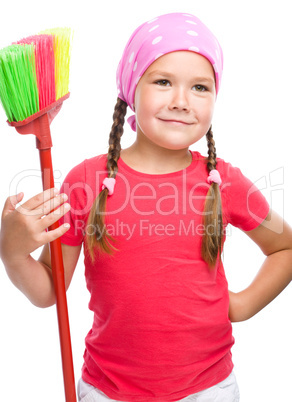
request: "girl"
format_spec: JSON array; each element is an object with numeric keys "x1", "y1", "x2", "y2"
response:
[{"x1": 1, "y1": 12, "x2": 292, "y2": 402}]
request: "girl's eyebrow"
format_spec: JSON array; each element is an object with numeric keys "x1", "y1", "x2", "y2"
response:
[
  {"x1": 148, "y1": 70, "x2": 174, "y2": 77},
  {"x1": 191, "y1": 76, "x2": 215, "y2": 85},
  {"x1": 148, "y1": 70, "x2": 214, "y2": 83}
]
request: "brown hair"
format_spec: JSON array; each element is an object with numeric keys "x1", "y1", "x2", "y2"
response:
[
  {"x1": 201, "y1": 126, "x2": 224, "y2": 267},
  {"x1": 86, "y1": 102, "x2": 223, "y2": 267},
  {"x1": 86, "y1": 97, "x2": 127, "y2": 261}
]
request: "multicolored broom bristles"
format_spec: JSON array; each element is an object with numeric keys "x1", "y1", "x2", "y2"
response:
[
  {"x1": 16, "y1": 35, "x2": 56, "y2": 111},
  {"x1": 40, "y1": 28, "x2": 72, "y2": 100},
  {"x1": 0, "y1": 28, "x2": 72, "y2": 123}
]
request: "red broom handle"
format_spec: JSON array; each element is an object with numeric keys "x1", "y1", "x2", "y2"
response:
[{"x1": 37, "y1": 114, "x2": 76, "y2": 402}]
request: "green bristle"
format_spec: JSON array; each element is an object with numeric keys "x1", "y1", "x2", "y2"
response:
[{"x1": 0, "y1": 44, "x2": 39, "y2": 122}]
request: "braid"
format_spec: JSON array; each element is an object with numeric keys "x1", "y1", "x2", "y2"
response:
[
  {"x1": 86, "y1": 98, "x2": 128, "y2": 261},
  {"x1": 206, "y1": 127, "x2": 217, "y2": 172},
  {"x1": 107, "y1": 98, "x2": 128, "y2": 178},
  {"x1": 202, "y1": 126, "x2": 224, "y2": 268}
]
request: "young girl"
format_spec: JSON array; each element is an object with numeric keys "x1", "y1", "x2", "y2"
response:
[{"x1": 1, "y1": 12, "x2": 292, "y2": 402}]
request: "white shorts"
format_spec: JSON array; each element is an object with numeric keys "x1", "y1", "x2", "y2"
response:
[{"x1": 77, "y1": 371, "x2": 240, "y2": 401}]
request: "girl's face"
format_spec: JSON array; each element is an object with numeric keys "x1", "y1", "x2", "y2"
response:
[{"x1": 134, "y1": 51, "x2": 216, "y2": 151}]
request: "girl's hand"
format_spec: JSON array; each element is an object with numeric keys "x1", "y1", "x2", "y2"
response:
[
  {"x1": 229, "y1": 210, "x2": 292, "y2": 323},
  {"x1": 0, "y1": 188, "x2": 70, "y2": 263}
]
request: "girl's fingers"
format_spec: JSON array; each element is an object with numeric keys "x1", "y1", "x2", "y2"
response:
[
  {"x1": 16, "y1": 188, "x2": 59, "y2": 215},
  {"x1": 33, "y1": 193, "x2": 69, "y2": 218},
  {"x1": 2, "y1": 192, "x2": 24, "y2": 218},
  {"x1": 1, "y1": 189, "x2": 71, "y2": 258},
  {"x1": 38, "y1": 202, "x2": 71, "y2": 231},
  {"x1": 16, "y1": 189, "x2": 69, "y2": 220},
  {"x1": 40, "y1": 222, "x2": 71, "y2": 244}
]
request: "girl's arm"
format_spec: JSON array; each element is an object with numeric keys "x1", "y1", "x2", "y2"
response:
[
  {"x1": 229, "y1": 209, "x2": 292, "y2": 322},
  {"x1": 0, "y1": 189, "x2": 81, "y2": 308}
]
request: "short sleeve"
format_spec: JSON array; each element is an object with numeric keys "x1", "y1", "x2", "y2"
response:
[
  {"x1": 220, "y1": 160, "x2": 270, "y2": 231},
  {"x1": 59, "y1": 160, "x2": 92, "y2": 246}
]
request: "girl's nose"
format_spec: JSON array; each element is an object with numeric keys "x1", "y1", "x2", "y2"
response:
[{"x1": 168, "y1": 87, "x2": 190, "y2": 111}]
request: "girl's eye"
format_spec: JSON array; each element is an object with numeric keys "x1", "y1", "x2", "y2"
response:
[
  {"x1": 155, "y1": 79, "x2": 170, "y2": 86},
  {"x1": 193, "y1": 85, "x2": 207, "y2": 92}
]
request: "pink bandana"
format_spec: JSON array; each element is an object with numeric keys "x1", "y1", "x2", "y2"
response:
[{"x1": 116, "y1": 12, "x2": 223, "y2": 131}]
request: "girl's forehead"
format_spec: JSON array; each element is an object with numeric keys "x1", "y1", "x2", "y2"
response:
[{"x1": 145, "y1": 51, "x2": 215, "y2": 75}]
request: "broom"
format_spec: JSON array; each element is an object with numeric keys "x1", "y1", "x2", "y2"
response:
[{"x1": 0, "y1": 29, "x2": 76, "y2": 402}]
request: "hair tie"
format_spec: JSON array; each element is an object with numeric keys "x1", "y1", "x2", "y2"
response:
[
  {"x1": 102, "y1": 177, "x2": 116, "y2": 195},
  {"x1": 207, "y1": 169, "x2": 222, "y2": 186}
]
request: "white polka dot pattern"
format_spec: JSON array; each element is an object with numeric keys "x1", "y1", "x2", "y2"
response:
[
  {"x1": 129, "y1": 52, "x2": 134, "y2": 63},
  {"x1": 187, "y1": 30, "x2": 199, "y2": 36},
  {"x1": 152, "y1": 36, "x2": 162, "y2": 45},
  {"x1": 116, "y1": 12, "x2": 223, "y2": 130},
  {"x1": 189, "y1": 46, "x2": 200, "y2": 52},
  {"x1": 149, "y1": 25, "x2": 159, "y2": 32}
]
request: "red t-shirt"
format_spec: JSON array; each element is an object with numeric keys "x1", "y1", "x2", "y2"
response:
[{"x1": 60, "y1": 151, "x2": 269, "y2": 401}]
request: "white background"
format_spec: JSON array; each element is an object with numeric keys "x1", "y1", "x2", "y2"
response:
[{"x1": 0, "y1": 0, "x2": 291, "y2": 401}]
